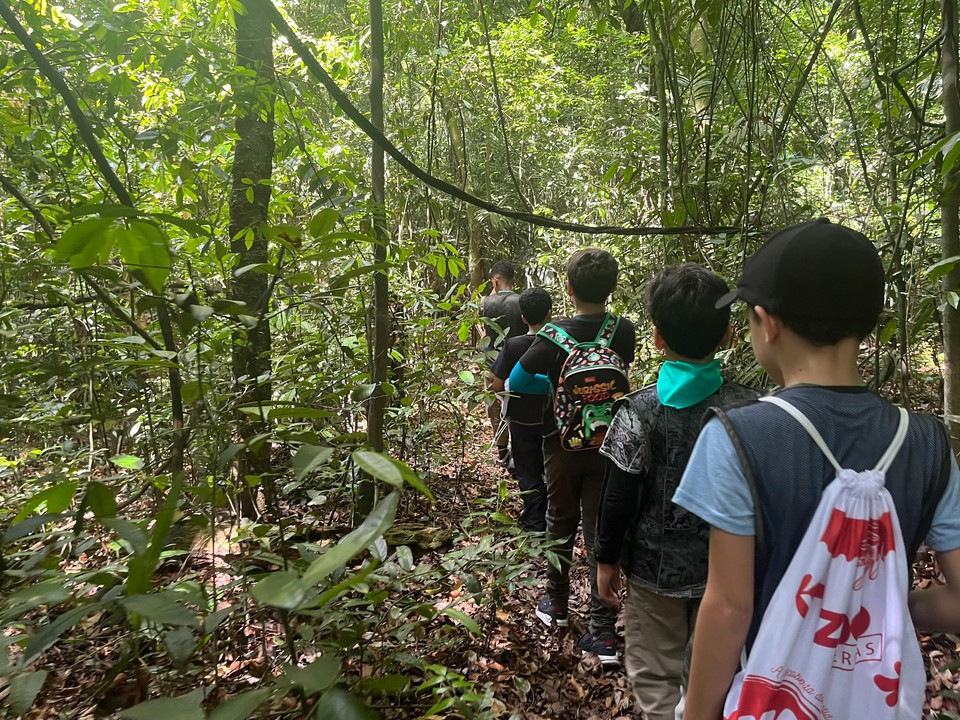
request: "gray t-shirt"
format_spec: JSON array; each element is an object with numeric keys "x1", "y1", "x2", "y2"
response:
[{"x1": 479, "y1": 290, "x2": 525, "y2": 367}]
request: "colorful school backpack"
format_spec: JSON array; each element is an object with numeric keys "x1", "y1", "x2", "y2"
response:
[
  {"x1": 538, "y1": 313, "x2": 629, "y2": 451},
  {"x1": 722, "y1": 396, "x2": 924, "y2": 720}
]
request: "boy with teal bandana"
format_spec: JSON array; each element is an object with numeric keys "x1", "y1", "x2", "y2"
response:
[{"x1": 595, "y1": 264, "x2": 756, "y2": 720}]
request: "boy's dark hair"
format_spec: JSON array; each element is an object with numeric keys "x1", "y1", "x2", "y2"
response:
[
  {"x1": 489, "y1": 261, "x2": 516, "y2": 283},
  {"x1": 645, "y1": 263, "x2": 731, "y2": 359},
  {"x1": 519, "y1": 287, "x2": 552, "y2": 325},
  {"x1": 746, "y1": 308, "x2": 877, "y2": 347},
  {"x1": 779, "y1": 314, "x2": 876, "y2": 347},
  {"x1": 567, "y1": 248, "x2": 618, "y2": 304}
]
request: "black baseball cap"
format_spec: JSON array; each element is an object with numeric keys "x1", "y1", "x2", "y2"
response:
[{"x1": 715, "y1": 218, "x2": 885, "y2": 324}]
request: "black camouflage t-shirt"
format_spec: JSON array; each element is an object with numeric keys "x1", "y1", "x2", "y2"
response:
[{"x1": 596, "y1": 380, "x2": 759, "y2": 595}]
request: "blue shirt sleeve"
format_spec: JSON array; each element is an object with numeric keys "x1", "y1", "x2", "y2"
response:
[
  {"x1": 927, "y1": 452, "x2": 960, "y2": 552},
  {"x1": 672, "y1": 418, "x2": 756, "y2": 536},
  {"x1": 507, "y1": 362, "x2": 550, "y2": 395}
]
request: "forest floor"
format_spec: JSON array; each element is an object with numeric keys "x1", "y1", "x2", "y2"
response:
[
  {"x1": 4, "y1": 410, "x2": 960, "y2": 719},
  {"x1": 446, "y1": 434, "x2": 960, "y2": 720}
]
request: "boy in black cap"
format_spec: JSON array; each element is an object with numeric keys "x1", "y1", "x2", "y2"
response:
[{"x1": 673, "y1": 219, "x2": 960, "y2": 719}]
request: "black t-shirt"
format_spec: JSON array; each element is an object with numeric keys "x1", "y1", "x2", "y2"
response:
[
  {"x1": 491, "y1": 334, "x2": 546, "y2": 427},
  {"x1": 480, "y1": 290, "x2": 526, "y2": 367},
  {"x1": 518, "y1": 312, "x2": 636, "y2": 431}
]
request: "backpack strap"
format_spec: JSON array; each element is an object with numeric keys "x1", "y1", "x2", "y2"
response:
[
  {"x1": 537, "y1": 323, "x2": 578, "y2": 354},
  {"x1": 873, "y1": 407, "x2": 910, "y2": 472},
  {"x1": 759, "y1": 397, "x2": 844, "y2": 474},
  {"x1": 760, "y1": 396, "x2": 910, "y2": 477},
  {"x1": 703, "y1": 407, "x2": 767, "y2": 570},
  {"x1": 595, "y1": 312, "x2": 620, "y2": 347}
]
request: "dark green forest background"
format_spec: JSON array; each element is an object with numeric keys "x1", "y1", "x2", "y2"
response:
[{"x1": 0, "y1": 0, "x2": 959, "y2": 717}]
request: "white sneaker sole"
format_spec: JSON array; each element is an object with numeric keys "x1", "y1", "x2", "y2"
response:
[
  {"x1": 535, "y1": 608, "x2": 569, "y2": 627},
  {"x1": 589, "y1": 652, "x2": 620, "y2": 667}
]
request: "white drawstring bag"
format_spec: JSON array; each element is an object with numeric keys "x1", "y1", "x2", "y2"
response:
[{"x1": 723, "y1": 396, "x2": 924, "y2": 720}]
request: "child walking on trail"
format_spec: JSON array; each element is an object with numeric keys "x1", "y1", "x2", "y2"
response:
[
  {"x1": 509, "y1": 248, "x2": 636, "y2": 666},
  {"x1": 594, "y1": 264, "x2": 757, "y2": 720},
  {"x1": 480, "y1": 261, "x2": 527, "y2": 468},
  {"x1": 490, "y1": 287, "x2": 553, "y2": 533},
  {"x1": 673, "y1": 219, "x2": 960, "y2": 720}
]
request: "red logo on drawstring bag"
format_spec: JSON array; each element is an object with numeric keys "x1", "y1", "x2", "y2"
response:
[
  {"x1": 820, "y1": 510, "x2": 895, "y2": 588},
  {"x1": 724, "y1": 675, "x2": 820, "y2": 720}
]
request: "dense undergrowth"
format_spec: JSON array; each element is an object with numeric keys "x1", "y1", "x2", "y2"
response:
[{"x1": 0, "y1": 403, "x2": 958, "y2": 720}]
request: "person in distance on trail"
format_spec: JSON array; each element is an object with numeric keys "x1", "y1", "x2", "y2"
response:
[
  {"x1": 490, "y1": 287, "x2": 554, "y2": 533},
  {"x1": 479, "y1": 260, "x2": 527, "y2": 470},
  {"x1": 509, "y1": 248, "x2": 636, "y2": 667},
  {"x1": 595, "y1": 264, "x2": 758, "y2": 720},
  {"x1": 673, "y1": 219, "x2": 960, "y2": 719}
]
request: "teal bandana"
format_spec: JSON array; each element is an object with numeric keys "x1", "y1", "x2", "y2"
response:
[{"x1": 656, "y1": 359, "x2": 724, "y2": 409}]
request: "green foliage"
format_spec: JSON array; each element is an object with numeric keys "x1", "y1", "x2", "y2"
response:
[{"x1": 0, "y1": 0, "x2": 955, "y2": 715}]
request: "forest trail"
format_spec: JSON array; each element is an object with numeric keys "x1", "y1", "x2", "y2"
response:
[{"x1": 3, "y1": 407, "x2": 958, "y2": 719}]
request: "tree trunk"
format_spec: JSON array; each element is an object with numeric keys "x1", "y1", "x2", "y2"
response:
[
  {"x1": 943, "y1": 0, "x2": 960, "y2": 454},
  {"x1": 230, "y1": 0, "x2": 276, "y2": 518},
  {"x1": 445, "y1": 104, "x2": 484, "y2": 293},
  {"x1": 361, "y1": 0, "x2": 389, "y2": 518}
]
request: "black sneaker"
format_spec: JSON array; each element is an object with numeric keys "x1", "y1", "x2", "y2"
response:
[
  {"x1": 577, "y1": 631, "x2": 620, "y2": 667},
  {"x1": 535, "y1": 597, "x2": 568, "y2": 627}
]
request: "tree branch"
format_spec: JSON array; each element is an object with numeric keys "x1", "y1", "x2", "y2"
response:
[{"x1": 264, "y1": 2, "x2": 738, "y2": 238}]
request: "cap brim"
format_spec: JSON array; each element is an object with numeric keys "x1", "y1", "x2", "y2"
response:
[{"x1": 715, "y1": 289, "x2": 739, "y2": 310}]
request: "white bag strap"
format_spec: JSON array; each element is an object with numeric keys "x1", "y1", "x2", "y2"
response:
[
  {"x1": 759, "y1": 396, "x2": 909, "y2": 474},
  {"x1": 874, "y1": 406, "x2": 910, "y2": 472}
]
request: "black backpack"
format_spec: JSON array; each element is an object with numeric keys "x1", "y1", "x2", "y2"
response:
[{"x1": 538, "y1": 313, "x2": 630, "y2": 451}]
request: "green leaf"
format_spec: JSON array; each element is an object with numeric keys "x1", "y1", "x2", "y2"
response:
[
  {"x1": 6, "y1": 580, "x2": 71, "y2": 612},
  {"x1": 423, "y1": 696, "x2": 456, "y2": 717},
  {"x1": 115, "y1": 220, "x2": 172, "y2": 292},
  {"x1": 383, "y1": 457, "x2": 434, "y2": 502},
  {"x1": 14, "y1": 481, "x2": 78, "y2": 524},
  {"x1": 9, "y1": 671, "x2": 48, "y2": 715},
  {"x1": 293, "y1": 445, "x2": 334, "y2": 481},
  {"x1": 458, "y1": 370, "x2": 475, "y2": 385},
  {"x1": 203, "y1": 605, "x2": 237, "y2": 634},
  {"x1": 103, "y1": 517, "x2": 148, "y2": 555},
  {"x1": 301, "y1": 492, "x2": 399, "y2": 586},
  {"x1": 441, "y1": 607, "x2": 482, "y2": 634},
  {"x1": 127, "y1": 471, "x2": 184, "y2": 595},
  {"x1": 315, "y1": 689, "x2": 378, "y2": 720},
  {"x1": 309, "y1": 208, "x2": 340, "y2": 238},
  {"x1": 121, "y1": 592, "x2": 198, "y2": 627},
  {"x1": 53, "y1": 217, "x2": 115, "y2": 268},
  {"x1": 352, "y1": 451, "x2": 403, "y2": 488},
  {"x1": 118, "y1": 689, "x2": 205, "y2": 720},
  {"x1": 22, "y1": 587, "x2": 121, "y2": 666},
  {"x1": 3, "y1": 514, "x2": 64, "y2": 543},
  {"x1": 250, "y1": 571, "x2": 307, "y2": 610},
  {"x1": 949, "y1": 291, "x2": 960, "y2": 310},
  {"x1": 208, "y1": 689, "x2": 272, "y2": 720},
  {"x1": 110, "y1": 454, "x2": 144, "y2": 471},
  {"x1": 282, "y1": 655, "x2": 340, "y2": 695},
  {"x1": 162, "y1": 627, "x2": 196, "y2": 663},
  {"x1": 180, "y1": 381, "x2": 210, "y2": 405},
  {"x1": 927, "y1": 255, "x2": 960, "y2": 281},
  {"x1": 358, "y1": 674, "x2": 410, "y2": 694},
  {"x1": 944, "y1": 133, "x2": 960, "y2": 177}
]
